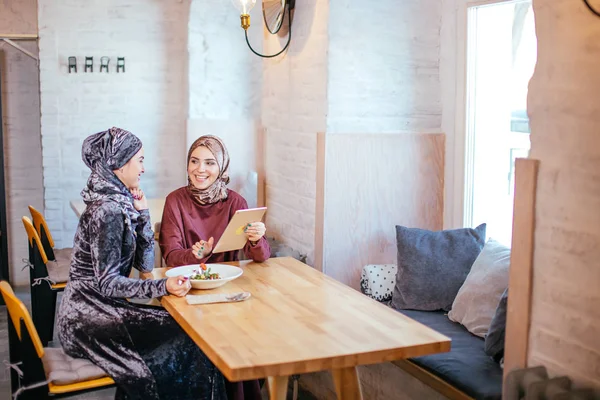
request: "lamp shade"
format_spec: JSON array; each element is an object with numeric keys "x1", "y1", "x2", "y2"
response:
[{"x1": 231, "y1": 0, "x2": 256, "y2": 15}]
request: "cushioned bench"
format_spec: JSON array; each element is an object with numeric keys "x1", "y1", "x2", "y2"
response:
[
  {"x1": 398, "y1": 309, "x2": 502, "y2": 400},
  {"x1": 361, "y1": 264, "x2": 503, "y2": 400}
]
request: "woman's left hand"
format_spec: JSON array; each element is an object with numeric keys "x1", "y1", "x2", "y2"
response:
[
  {"x1": 245, "y1": 222, "x2": 266, "y2": 243},
  {"x1": 130, "y1": 188, "x2": 148, "y2": 211}
]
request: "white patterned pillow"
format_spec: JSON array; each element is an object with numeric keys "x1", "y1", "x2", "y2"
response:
[{"x1": 360, "y1": 264, "x2": 398, "y2": 302}]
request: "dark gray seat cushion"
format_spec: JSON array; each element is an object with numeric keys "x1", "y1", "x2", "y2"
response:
[
  {"x1": 392, "y1": 224, "x2": 486, "y2": 312},
  {"x1": 399, "y1": 309, "x2": 503, "y2": 400}
]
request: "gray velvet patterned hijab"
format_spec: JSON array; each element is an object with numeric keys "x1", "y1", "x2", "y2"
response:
[
  {"x1": 186, "y1": 135, "x2": 230, "y2": 205},
  {"x1": 80, "y1": 127, "x2": 142, "y2": 219}
]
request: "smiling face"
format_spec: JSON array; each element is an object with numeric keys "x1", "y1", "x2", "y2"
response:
[
  {"x1": 187, "y1": 145, "x2": 219, "y2": 190},
  {"x1": 115, "y1": 147, "x2": 145, "y2": 189}
]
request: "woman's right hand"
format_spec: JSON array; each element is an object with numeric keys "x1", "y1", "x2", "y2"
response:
[
  {"x1": 166, "y1": 276, "x2": 191, "y2": 297},
  {"x1": 192, "y1": 237, "x2": 214, "y2": 260},
  {"x1": 130, "y1": 188, "x2": 148, "y2": 211}
]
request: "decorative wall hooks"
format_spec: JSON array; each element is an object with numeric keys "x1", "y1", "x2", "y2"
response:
[
  {"x1": 66, "y1": 56, "x2": 126, "y2": 73},
  {"x1": 68, "y1": 56, "x2": 77, "y2": 73},
  {"x1": 100, "y1": 56, "x2": 110, "y2": 72},
  {"x1": 116, "y1": 57, "x2": 125, "y2": 73},
  {"x1": 84, "y1": 56, "x2": 93, "y2": 72}
]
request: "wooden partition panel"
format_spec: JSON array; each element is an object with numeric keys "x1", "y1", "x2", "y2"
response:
[
  {"x1": 314, "y1": 132, "x2": 326, "y2": 272},
  {"x1": 503, "y1": 158, "x2": 539, "y2": 387},
  {"x1": 318, "y1": 133, "x2": 445, "y2": 289},
  {"x1": 257, "y1": 127, "x2": 266, "y2": 208}
]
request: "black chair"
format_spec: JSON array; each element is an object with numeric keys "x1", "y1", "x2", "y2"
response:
[
  {"x1": 0, "y1": 280, "x2": 114, "y2": 399},
  {"x1": 21, "y1": 216, "x2": 68, "y2": 346}
]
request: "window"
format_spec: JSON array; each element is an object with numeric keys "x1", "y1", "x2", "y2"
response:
[{"x1": 463, "y1": 0, "x2": 536, "y2": 246}]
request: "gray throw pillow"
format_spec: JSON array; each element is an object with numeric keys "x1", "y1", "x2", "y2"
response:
[
  {"x1": 485, "y1": 288, "x2": 508, "y2": 363},
  {"x1": 391, "y1": 223, "x2": 486, "y2": 312}
]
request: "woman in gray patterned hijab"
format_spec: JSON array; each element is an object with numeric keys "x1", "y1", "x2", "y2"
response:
[
  {"x1": 57, "y1": 127, "x2": 226, "y2": 400},
  {"x1": 80, "y1": 126, "x2": 145, "y2": 220}
]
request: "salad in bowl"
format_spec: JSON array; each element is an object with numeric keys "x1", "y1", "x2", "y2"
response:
[
  {"x1": 190, "y1": 264, "x2": 221, "y2": 280},
  {"x1": 165, "y1": 263, "x2": 243, "y2": 289}
]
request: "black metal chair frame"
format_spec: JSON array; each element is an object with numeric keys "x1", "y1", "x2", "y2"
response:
[{"x1": 26, "y1": 231, "x2": 63, "y2": 347}]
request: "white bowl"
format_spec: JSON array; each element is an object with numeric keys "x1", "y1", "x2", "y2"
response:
[{"x1": 165, "y1": 264, "x2": 243, "y2": 290}]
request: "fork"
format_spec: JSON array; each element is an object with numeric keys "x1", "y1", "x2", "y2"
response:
[{"x1": 226, "y1": 292, "x2": 250, "y2": 302}]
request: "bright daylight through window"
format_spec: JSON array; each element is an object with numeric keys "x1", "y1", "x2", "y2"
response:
[{"x1": 464, "y1": 0, "x2": 537, "y2": 246}]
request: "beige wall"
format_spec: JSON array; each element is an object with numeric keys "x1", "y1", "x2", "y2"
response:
[
  {"x1": 527, "y1": 0, "x2": 600, "y2": 392},
  {"x1": 0, "y1": 0, "x2": 43, "y2": 285}
]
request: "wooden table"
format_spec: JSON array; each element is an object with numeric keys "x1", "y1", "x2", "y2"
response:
[
  {"x1": 69, "y1": 198, "x2": 166, "y2": 226},
  {"x1": 145, "y1": 257, "x2": 451, "y2": 400}
]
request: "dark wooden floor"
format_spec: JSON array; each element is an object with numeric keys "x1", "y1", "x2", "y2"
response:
[{"x1": 0, "y1": 287, "x2": 318, "y2": 400}]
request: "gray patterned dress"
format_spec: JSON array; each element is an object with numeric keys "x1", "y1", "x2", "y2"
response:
[{"x1": 57, "y1": 128, "x2": 226, "y2": 400}]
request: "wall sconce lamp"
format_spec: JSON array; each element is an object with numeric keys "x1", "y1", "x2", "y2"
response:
[
  {"x1": 100, "y1": 56, "x2": 110, "y2": 72},
  {"x1": 231, "y1": 0, "x2": 295, "y2": 58},
  {"x1": 583, "y1": 0, "x2": 600, "y2": 17},
  {"x1": 85, "y1": 56, "x2": 93, "y2": 72},
  {"x1": 68, "y1": 56, "x2": 77, "y2": 73}
]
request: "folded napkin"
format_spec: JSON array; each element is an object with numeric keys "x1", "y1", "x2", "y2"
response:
[{"x1": 186, "y1": 292, "x2": 251, "y2": 305}]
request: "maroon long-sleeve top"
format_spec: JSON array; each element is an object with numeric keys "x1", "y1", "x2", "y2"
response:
[{"x1": 159, "y1": 187, "x2": 270, "y2": 267}]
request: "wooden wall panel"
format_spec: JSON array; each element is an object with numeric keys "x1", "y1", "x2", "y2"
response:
[
  {"x1": 320, "y1": 133, "x2": 445, "y2": 289},
  {"x1": 0, "y1": 0, "x2": 37, "y2": 36},
  {"x1": 314, "y1": 132, "x2": 326, "y2": 272},
  {"x1": 0, "y1": 43, "x2": 43, "y2": 285},
  {"x1": 257, "y1": 127, "x2": 266, "y2": 208},
  {"x1": 502, "y1": 158, "x2": 538, "y2": 385}
]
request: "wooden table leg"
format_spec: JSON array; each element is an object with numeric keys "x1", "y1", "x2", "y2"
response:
[
  {"x1": 268, "y1": 376, "x2": 289, "y2": 400},
  {"x1": 332, "y1": 367, "x2": 363, "y2": 400}
]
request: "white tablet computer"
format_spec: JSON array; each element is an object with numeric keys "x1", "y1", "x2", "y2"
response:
[{"x1": 212, "y1": 207, "x2": 268, "y2": 254}]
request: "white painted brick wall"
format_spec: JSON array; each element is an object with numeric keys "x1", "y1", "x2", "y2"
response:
[
  {"x1": 188, "y1": 0, "x2": 262, "y2": 120},
  {"x1": 187, "y1": 0, "x2": 262, "y2": 202},
  {"x1": 326, "y1": 0, "x2": 443, "y2": 134},
  {"x1": 262, "y1": 0, "x2": 445, "y2": 266},
  {"x1": 262, "y1": 0, "x2": 330, "y2": 265},
  {"x1": 527, "y1": 0, "x2": 600, "y2": 392},
  {"x1": 0, "y1": 1, "x2": 43, "y2": 285},
  {"x1": 38, "y1": 0, "x2": 190, "y2": 248}
]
